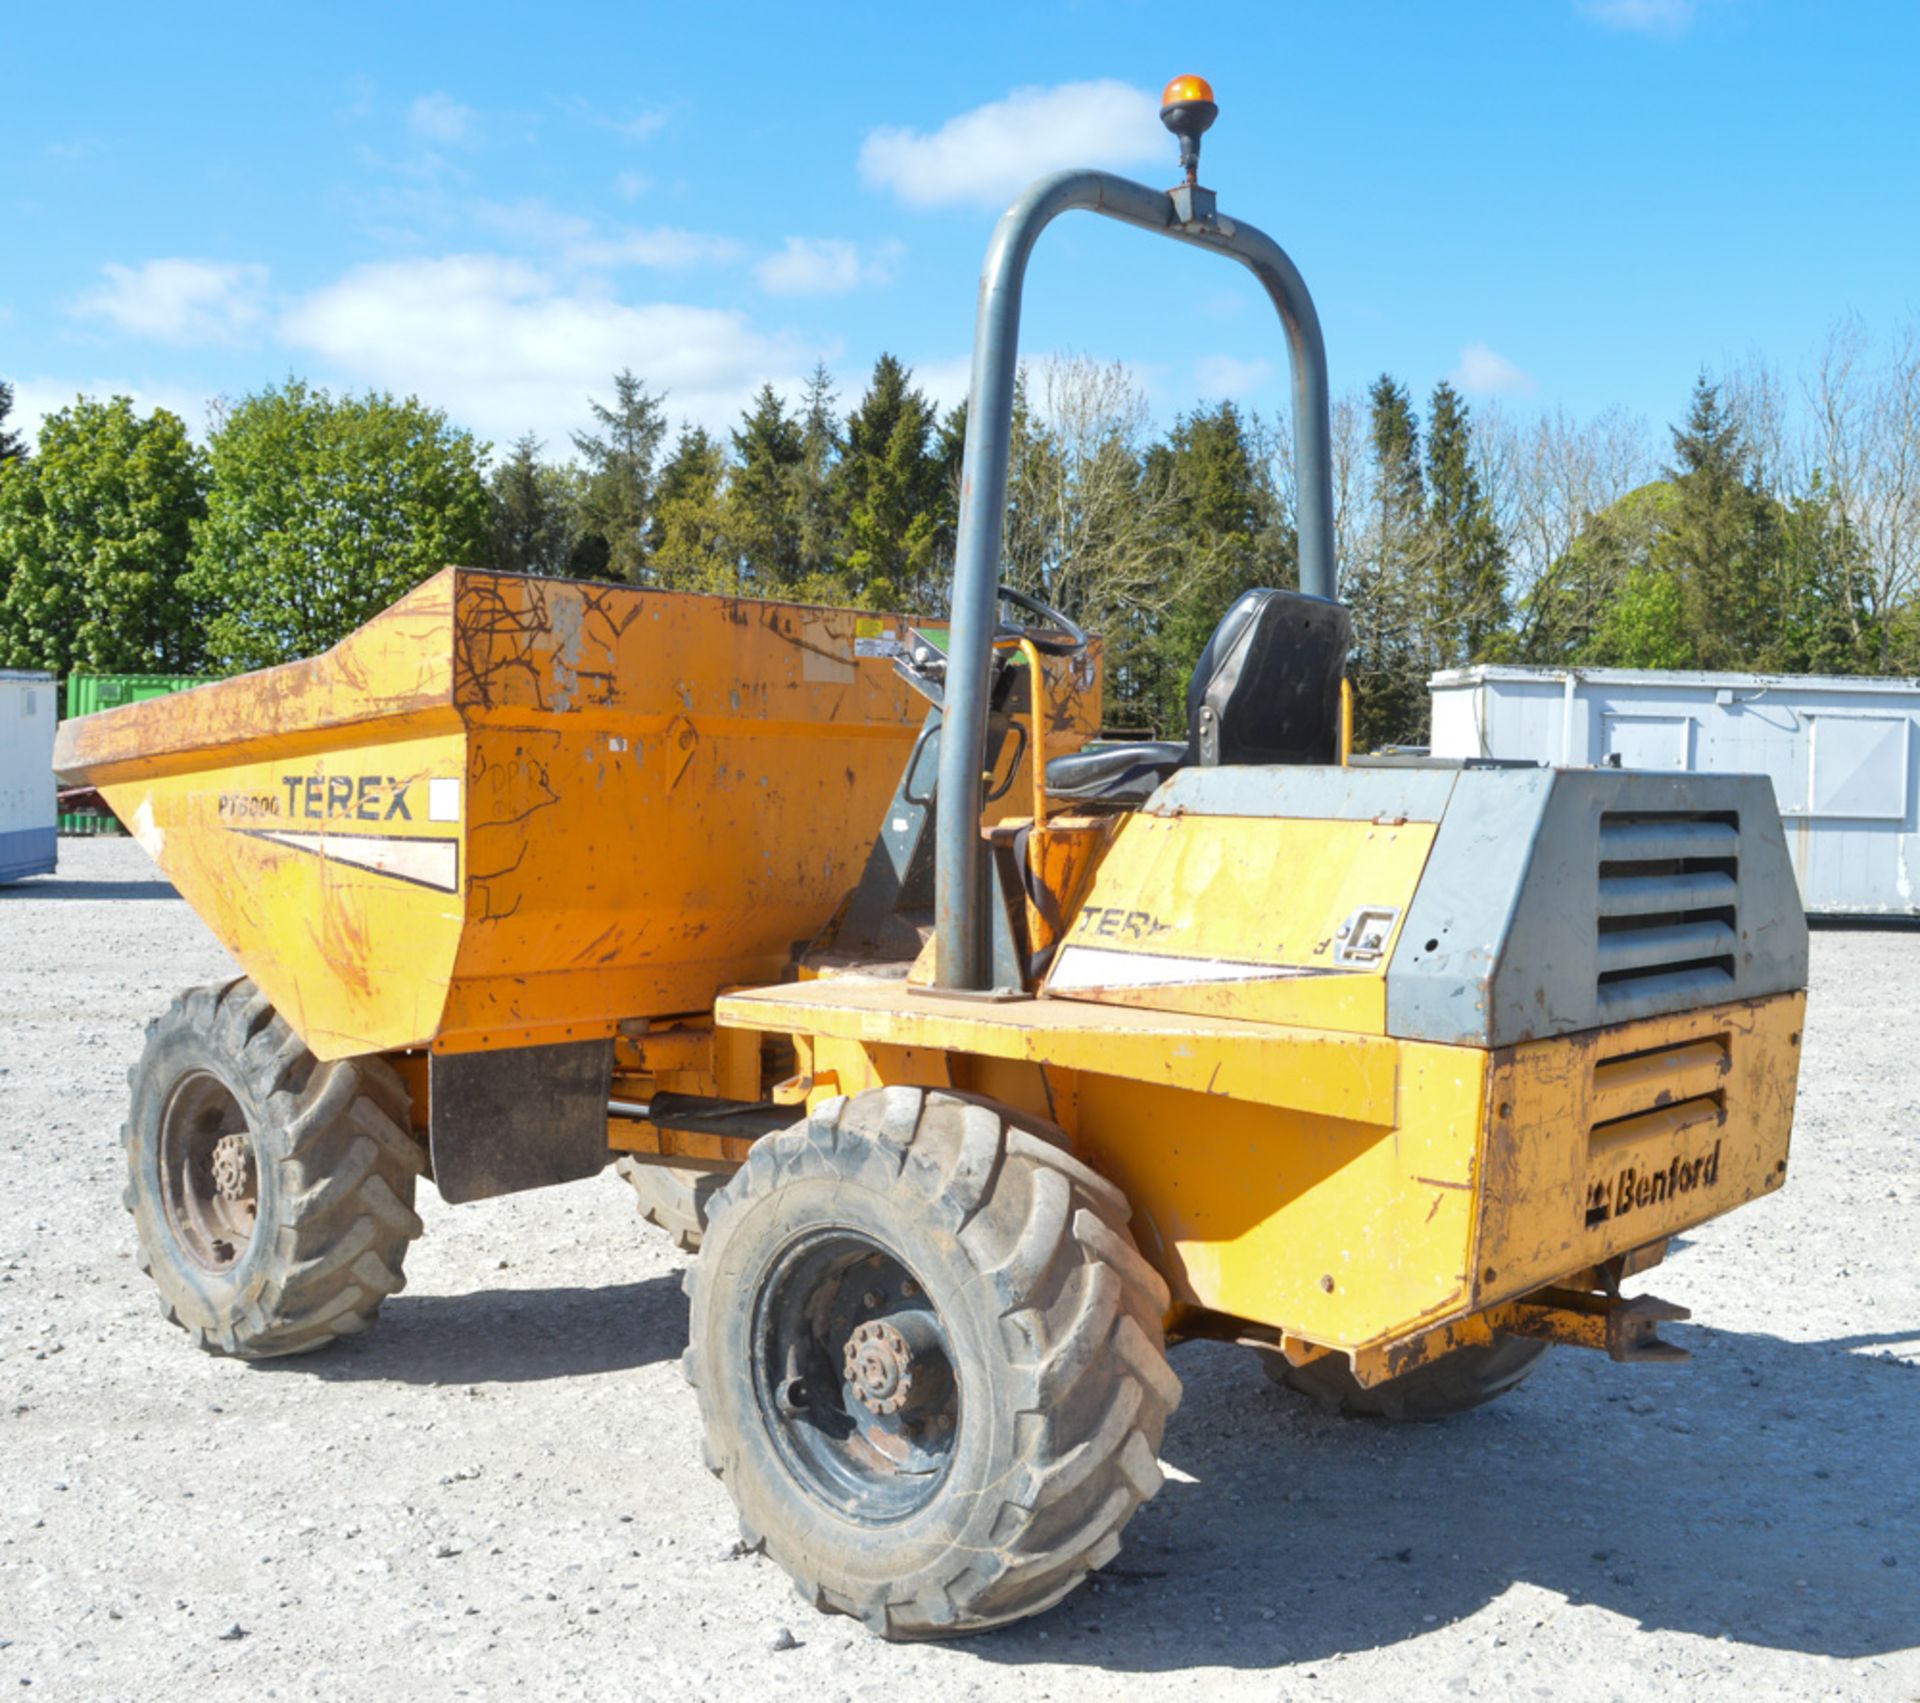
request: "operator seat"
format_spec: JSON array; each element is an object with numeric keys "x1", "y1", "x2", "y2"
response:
[{"x1": 1045, "y1": 588, "x2": 1351, "y2": 807}]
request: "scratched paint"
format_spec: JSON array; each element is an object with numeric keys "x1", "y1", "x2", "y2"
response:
[{"x1": 55, "y1": 569, "x2": 1106, "y2": 1059}]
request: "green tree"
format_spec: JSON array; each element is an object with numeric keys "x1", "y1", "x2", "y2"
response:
[
  {"x1": 1424, "y1": 381, "x2": 1508, "y2": 664},
  {"x1": 188, "y1": 379, "x2": 490, "y2": 672},
  {"x1": 1657, "y1": 374, "x2": 1779, "y2": 668},
  {"x1": 1525, "y1": 481, "x2": 1674, "y2": 663},
  {"x1": 1586, "y1": 562, "x2": 1692, "y2": 668},
  {"x1": 1345, "y1": 376, "x2": 1430, "y2": 748},
  {"x1": 0, "y1": 395, "x2": 208, "y2": 675},
  {"x1": 1142, "y1": 400, "x2": 1276, "y2": 733},
  {"x1": 649, "y1": 426, "x2": 735, "y2": 592},
  {"x1": 792, "y1": 363, "x2": 843, "y2": 586},
  {"x1": 0, "y1": 381, "x2": 27, "y2": 464},
  {"x1": 489, "y1": 433, "x2": 580, "y2": 578},
  {"x1": 726, "y1": 384, "x2": 804, "y2": 590},
  {"x1": 1764, "y1": 474, "x2": 1875, "y2": 673},
  {"x1": 573, "y1": 369, "x2": 668, "y2": 583},
  {"x1": 837, "y1": 355, "x2": 942, "y2": 610}
]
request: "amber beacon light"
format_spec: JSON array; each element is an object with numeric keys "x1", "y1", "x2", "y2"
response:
[{"x1": 1159, "y1": 73, "x2": 1218, "y2": 183}]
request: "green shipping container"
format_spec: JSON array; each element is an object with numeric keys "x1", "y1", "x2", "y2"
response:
[{"x1": 63, "y1": 673, "x2": 202, "y2": 719}]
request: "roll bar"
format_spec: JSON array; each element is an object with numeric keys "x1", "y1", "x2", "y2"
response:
[{"x1": 933, "y1": 162, "x2": 1336, "y2": 991}]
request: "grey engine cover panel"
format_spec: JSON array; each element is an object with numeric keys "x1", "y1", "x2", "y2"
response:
[
  {"x1": 1387, "y1": 767, "x2": 1807, "y2": 1048},
  {"x1": 1144, "y1": 761, "x2": 1809, "y2": 1050}
]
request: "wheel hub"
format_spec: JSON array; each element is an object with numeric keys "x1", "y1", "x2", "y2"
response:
[
  {"x1": 210, "y1": 1131, "x2": 256, "y2": 1204},
  {"x1": 158, "y1": 1071, "x2": 260, "y2": 1274},
  {"x1": 845, "y1": 1319, "x2": 915, "y2": 1415},
  {"x1": 755, "y1": 1236, "x2": 961, "y2": 1521}
]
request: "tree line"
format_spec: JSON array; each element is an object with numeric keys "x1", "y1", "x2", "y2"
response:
[{"x1": 2, "y1": 319, "x2": 1916, "y2": 746}]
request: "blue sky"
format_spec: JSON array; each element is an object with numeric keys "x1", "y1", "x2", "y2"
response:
[{"x1": 6, "y1": 0, "x2": 1916, "y2": 457}]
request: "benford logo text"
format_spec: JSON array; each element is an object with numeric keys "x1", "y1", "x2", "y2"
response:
[{"x1": 1585, "y1": 1139, "x2": 1721, "y2": 1229}]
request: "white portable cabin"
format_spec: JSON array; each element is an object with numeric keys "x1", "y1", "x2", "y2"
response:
[
  {"x1": 0, "y1": 670, "x2": 58, "y2": 884},
  {"x1": 1429, "y1": 663, "x2": 1920, "y2": 918}
]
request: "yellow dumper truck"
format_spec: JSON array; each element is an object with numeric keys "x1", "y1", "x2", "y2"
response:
[{"x1": 54, "y1": 78, "x2": 1807, "y2": 1640}]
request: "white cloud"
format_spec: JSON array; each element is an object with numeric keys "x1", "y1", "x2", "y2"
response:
[
  {"x1": 859, "y1": 80, "x2": 1167, "y2": 209},
  {"x1": 408, "y1": 91, "x2": 477, "y2": 146},
  {"x1": 1193, "y1": 354, "x2": 1273, "y2": 398},
  {"x1": 280, "y1": 254, "x2": 814, "y2": 446},
  {"x1": 1578, "y1": 0, "x2": 1694, "y2": 35},
  {"x1": 755, "y1": 237, "x2": 904, "y2": 297},
  {"x1": 471, "y1": 198, "x2": 595, "y2": 250},
  {"x1": 564, "y1": 227, "x2": 747, "y2": 270},
  {"x1": 607, "y1": 110, "x2": 668, "y2": 143},
  {"x1": 911, "y1": 356, "x2": 974, "y2": 414},
  {"x1": 8, "y1": 377, "x2": 214, "y2": 447},
  {"x1": 71, "y1": 259, "x2": 270, "y2": 346},
  {"x1": 613, "y1": 170, "x2": 651, "y2": 201},
  {"x1": 1450, "y1": 342, "x2": 1537, "y2": 397}
]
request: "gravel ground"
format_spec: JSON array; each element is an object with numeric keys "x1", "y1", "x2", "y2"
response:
[{"x1": 2, "y1": 837, "x2": 1917, "y2": 1701}]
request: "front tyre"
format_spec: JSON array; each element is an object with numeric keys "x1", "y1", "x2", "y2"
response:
[
  {"x1": 124, "y1": 979, "x2": 425, "y2": 1359},
  {"x1": 686, "y1": 1088, "x2": 1180, "y2": 1639}
]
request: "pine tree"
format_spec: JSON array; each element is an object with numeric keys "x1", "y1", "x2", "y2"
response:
[
  {"x1": 792, "y1": 363, "x2": 842, "y2": 586},
  {"x1": 837, "y1": 355, "x2": 941, "y2": 610},
  {"x1": 489, "y1": 433, "x2": 575, "y2": 578},
  {"x1": 727, "y1": 384, "x2": 804, "y2": 591},
  {"x1": 1424, "y1": 381, "x2": 1509, "y2": 664},
  {"x1": 1370, "y1": 375, "x2": 1424, "y2": 528},
  {"x1": 1345, "y1": 376, "x2": 1430, "y2": 748},
  {"x1": 572, "y1": 369, "x2": 668, "y2": 583},
  {"x1": 1143, "y1": 400, "x2": 1271, "y2": 733},
  {"x1": 0, "y1": 381, "x2": 27, "y2": 464},
  {"x1": 648, "y1": 425, "x2": 734, "y2": 592},
  {"x1": 1659, "y1": 374, "x2": 1777, "y2": 668}
]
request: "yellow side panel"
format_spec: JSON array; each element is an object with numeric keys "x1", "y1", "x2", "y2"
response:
[
  {"x1": 1476, "y1": 992, "x2": 1803, "y2": 1308},
  {"x1": 100, "y1": 731, "x2": 468, "y2": 1057},
  {"x1": 718, "y1": 978, "x2": 1405, "y2": 1126},
  {"x1": 59, "y1": 571, "x2": 1112, "y2": 1059},
  {"x1": 57, "y1": 571, "x2": 456, "y2": 780},
  {"x1": 1042, "y1": 813, "x2": 1436, "y2": 1035},
  {"x1": 1076, "y1": 1043, "x2": 1485, "y2": 1348}
]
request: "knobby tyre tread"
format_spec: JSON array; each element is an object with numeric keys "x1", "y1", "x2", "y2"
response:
[
  {"x1": 684, "y1": 1087, "x2": 1181, "y2": 1639},
  {"x1": 613, "y1": 1158, "x2": 721, "y2": 1254},
  {"x1": 124, "y1": 978, "x2": 425, "y2": 1360}
]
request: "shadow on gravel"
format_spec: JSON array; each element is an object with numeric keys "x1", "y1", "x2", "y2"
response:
[
  {"x1": 250, "y1": 1274, "x2": 688, "y2": 1387},
  {"x1": 0, "y1": 877, "x2": 179, "y2": 901},
  {"x1": 968, "y1": 1327, "x2": 1919, "y2": 1674}
]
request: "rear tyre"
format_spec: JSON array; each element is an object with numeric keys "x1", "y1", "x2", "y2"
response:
[
  {"x1": 124, "y1": 979, "x2": 425, "y2": 1359},
  {"x1": 1265, "y1": 1336, "x2": 1549, "y2": 1420},
  {"x1": 613, "y1": 1157, "x2": 722, "y2": 1254},
  {"x1": 686, "y1": 1088, "x2": 1180, "y2": 1639}
]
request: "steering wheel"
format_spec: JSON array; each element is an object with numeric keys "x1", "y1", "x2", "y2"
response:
[{"x1": 994, "y1": 584, "x2": 1091, "y2": 659}]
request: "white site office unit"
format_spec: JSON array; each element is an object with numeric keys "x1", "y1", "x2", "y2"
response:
[
  {"x1": 0, "y1": 670, "x2": 58, "y2": 884},
  {"x1": 1429, "y1": 664, "x2": 1920, "y2": 917}
]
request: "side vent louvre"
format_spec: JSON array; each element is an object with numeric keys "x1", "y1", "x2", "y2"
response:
[
  {"x1": 1596, "y1": 811, "x2": 1738, "y2": 1019},
  {"x1": 1584, "y1": 1033, "x2": 1731, "y2": 1228}
]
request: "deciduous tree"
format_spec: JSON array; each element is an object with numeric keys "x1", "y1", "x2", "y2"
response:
[
  {"x1": 0, "y1": 395, "x2": 207, "y2": 675},
  {"x1": 188, "y1": 380, "x2": 489, "y2": 672}
]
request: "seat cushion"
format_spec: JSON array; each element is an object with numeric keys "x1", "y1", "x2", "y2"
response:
[{"x1": 1045, "y1": 741, "x2": 1187, "y2": 807}]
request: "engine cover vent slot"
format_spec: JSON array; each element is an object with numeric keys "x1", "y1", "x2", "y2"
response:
[{"x1": 1596, "y1": 812, "x2": 1738, "y2": 1020}]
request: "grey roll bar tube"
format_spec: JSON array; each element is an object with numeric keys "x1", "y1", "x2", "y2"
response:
[{"x1": 933, "y1": 167, "x2": 1336, "y2": 991}]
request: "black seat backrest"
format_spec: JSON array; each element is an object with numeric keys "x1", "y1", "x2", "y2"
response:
[{"x1": 1186, "y1": 588, "x2": 1351, "y2": 766}]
